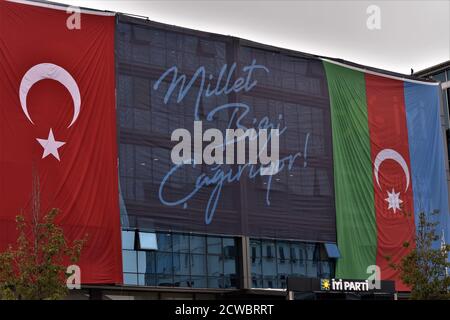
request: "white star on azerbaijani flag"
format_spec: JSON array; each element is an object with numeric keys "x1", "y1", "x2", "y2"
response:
[
  {"x1": 36, "y1": 129, "x2": 66, "y2": 161},
  {"x1": 385, "y1": 188, "x2": 403, "y2": 213}
]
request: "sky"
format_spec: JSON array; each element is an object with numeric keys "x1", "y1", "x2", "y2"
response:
[{"x1": 49, "y1": 0, "x2": 449, "y2": 75}]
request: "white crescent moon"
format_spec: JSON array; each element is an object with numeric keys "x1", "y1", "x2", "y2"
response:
[
  {"x1": 19, "y1": 63, "x2": 80, "y2": 128},
  {"x1": 373, "y1": 148, "x2": 410, "y2": 192}
]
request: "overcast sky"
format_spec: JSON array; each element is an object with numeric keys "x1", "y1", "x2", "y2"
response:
[{"x1": 50, "y1": 0, "x2": 449, "y2": 74}]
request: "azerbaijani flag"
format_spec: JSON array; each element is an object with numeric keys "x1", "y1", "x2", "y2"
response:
[{"x1": 324, "y1": 61, "x2": 450, "y2": 291}]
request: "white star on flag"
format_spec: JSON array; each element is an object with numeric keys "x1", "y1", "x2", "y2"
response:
[
  {"x1": 36, "y1": 129, "x2": 65, "y2": 161},
  {"x1": 385, "y1": 188, "x2": 403, "y2": 213}
]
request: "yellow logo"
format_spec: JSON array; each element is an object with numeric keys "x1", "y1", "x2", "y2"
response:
[{"x1": 321, "y1": 278, "x2": 331, "y2": 291}]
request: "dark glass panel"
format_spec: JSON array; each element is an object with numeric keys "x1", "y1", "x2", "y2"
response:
[
  {"x1": 191, "y1": 254, "x2": 207, "y2": 276},
  {"x1": 207, "y1": 236, "x2": 222, "y2": 255},
  {"x1": 207, "y1": 255, "x2": 223, "y2": 276},
  {"x1": 190, "y1": 235, "x2": 206, "y2": 254},
  {"x1": 157, "y1": 233, "x2": 172, "y2": 252},
  {"x1": 156, "y1": 252, "x2": 173, "y2": 274}
]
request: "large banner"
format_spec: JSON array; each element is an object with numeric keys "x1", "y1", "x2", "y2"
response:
[
  {"x1": 116, "y1": 17, "x2": 336, "y2": 242},
  {"x1": 0, "y1": 1, "x2": 122, "y2": 283},
  {"x1": 324, "y1": 61, "x2": 450, "y2": 291}
]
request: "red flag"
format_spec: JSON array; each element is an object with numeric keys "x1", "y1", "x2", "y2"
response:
[
  {"x1": 0, "y1": 1, "x2": 122, "y2": 283},
  {"x1": 366, "y1": 74, "x2": 416, "y2": 291}
]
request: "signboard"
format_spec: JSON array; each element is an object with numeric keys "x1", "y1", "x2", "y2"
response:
[
  {"x1": 320, "y1": 278, "x2": 369, "y2": 292},
  {"x1": 287, "y1": 277, "x2": 396, "y2": 294}
]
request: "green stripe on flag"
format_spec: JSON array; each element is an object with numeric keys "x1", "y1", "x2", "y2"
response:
[{"x1": 323, "y1": 61, "x2": 377, "y2": 279}]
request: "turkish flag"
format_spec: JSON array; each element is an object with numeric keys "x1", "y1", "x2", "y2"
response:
[{"x1": 0, "y1": 1, "x2": 122, "y2": 283}]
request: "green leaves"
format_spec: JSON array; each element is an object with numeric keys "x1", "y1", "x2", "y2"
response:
[
  {"x1": 0, "y1": 208, "x2": 86, "y2": 300},
  {"x1": 388, "y1": 211, "x2": 450, "y2": 300}
]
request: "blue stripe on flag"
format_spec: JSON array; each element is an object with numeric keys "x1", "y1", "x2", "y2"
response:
[{"x1": 404, "y1": 82, "x2": 450, "y2": 249}]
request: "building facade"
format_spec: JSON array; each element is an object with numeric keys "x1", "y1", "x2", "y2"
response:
[
  {"x1": 60, "y1": 9, "x2": 448, "y2": 299},
  {"x1": 111, "y1": 16, "x2": 448, "y2": 299},
  {"x1": 1, "y1": 1, "x2": 448, "y2": 300}
]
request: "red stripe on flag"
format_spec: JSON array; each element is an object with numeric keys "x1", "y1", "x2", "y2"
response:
[{"x1": 365, "y1": 74, "x2": 416, "y2": 291}]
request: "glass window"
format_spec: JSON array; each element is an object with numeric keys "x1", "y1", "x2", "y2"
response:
[
  {"x1": 277, "y1": 241, "x2": 290, "y2": 263},
  {"x1": 191, "y1": 254, "x2": 207, "y2": 276},
  {"x1": 278, "y1": 274, "x2": 288, "y2": 289},
  {"x1": 222, "y1": 237, "x2": 235, "y2": 250},
  {"x1": 157, "y1": 274, "x2": 173, "y2": 286},
  {"x1": 305, "y1": 243, "x2": 317, "y2": 260},
  {"x1": 207, "y1": 255, "x2": 223, "y2": 276},
  {"x1": 251, "y1": 257, "x2": 262, "y2": 276},
  {"x1": 123, "y1": 250, "x2": 137, "y2": 273},
  {"x1": 290, "y1": 245, "x2": 297, "y2": 262},
  {"x1": 250, "y1": 238, "x2": 334, "y2": 288},
  {"x1": 172, "y1": 234, "x2": 190, "y2": 253},
  {"x1": 224, "y1": 258, "x2": 236, "y2": 275},
  {"x1": 433, "y1": 72, "x2": 446, "y2": 82},
  {"x1": 223, "y1": 241, "x2": 236, "y2": 259},
  {"x1": 252, "y1": 275, "x2": 263, "y2": 288},
  {"x1": 263, "y1": 275, "x2": 277, "y2": 289},
  {"x1": 262, "y1": 240, "x2": 276, "y2": 259},
  {"x1": 156, "y1": 252, "x2": 173, "y2": 274},
  {"x1": 292, "y1": 259, "x2": 307, "y2": 277},
  {"x1": 207, "y1": 277, "x2": 223, "y2": 289},
  {"x1": 277, "y1": 259, "x2": 291, "y2": 275},
  {"x1": 173, "y1": 253, "x2": 190, "y2": 275},
  {"x1": 123, "y1": 232, "x2": 238, "y2": 289},
  {"x1": 173, "y1": 275, "x2": 191, "y2": 287},
  {"x1": 124, "y1": 273, "x2": 138, "y2": 285},
  {"x1": 157, "y1": 233, "x2": 172, "y2": 252},
  {"x1": 320, "y1": 261, "x2": 332, "y2": 278},
  {"x1": 223, "y1": 276, "x2": 234, "y2": 288},
  {"x1": 250, "y1": 240, "x2": 261, "y2": 263},
  {"x1": 121, "y1": 230, "x2": 135, "y2": 250},
  {"x1": 306, "y1": 260, "x2": 318, "y2": 278},
  {"x1": 262, "y1": 255, "x2": 277, "y2": 276},
  {"x1": 190, "y1": 235, "x2": 206, "y2": 254},
  {"x1": 324, "y1": 243, "x2": 341, "y2": 258},
  {"x1": 138, "y1": 232, "x2": 158, "y2": 250},
  {"x1": 138, "y1": 251, "x2": 155, "y2": 274},
  {"x1": 298, "y1": 244, "x2": 306, "y2": 263},
  {"x1": 191, "y1": 276, "x2": 207, "y2": 288},
  {"x1": 141, "y1": 274, "x2": 156, "y2": 286},
  {"x1": 207, "y1": 236, "x2": 222, "y2": 255},
  {"x1": 137, "y1": 273, "x2": 145, "y2": 286}
]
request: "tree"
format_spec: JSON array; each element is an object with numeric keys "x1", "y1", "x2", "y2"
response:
[
  {"x1": 0, "y1": 169, "x2": 86, "y2": 300},
  {"x1": 0, "y1": 208, "x2": 86, "y2": 300},
  {"x1": 388, "y1": 211, "x2": 450, "y2": 299},
  {"x1": 0, "y1": 165, "x2": 88, "y2": 300}
]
